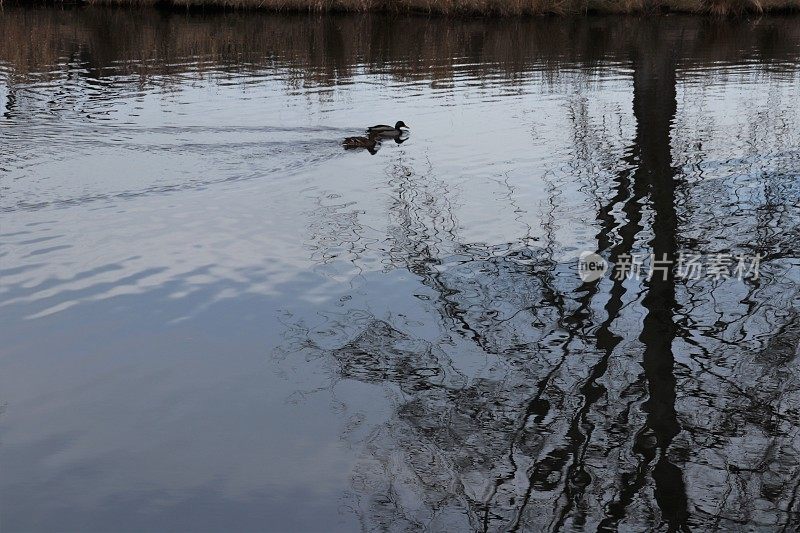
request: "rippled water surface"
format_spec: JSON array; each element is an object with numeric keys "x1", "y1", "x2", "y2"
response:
[{"x1": 2, "y1": 8, "x2": 800, "y2": 532}]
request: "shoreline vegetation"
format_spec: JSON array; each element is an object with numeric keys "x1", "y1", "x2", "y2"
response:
[
  {"x1": 11, "y1": 0, "x2": 800, "y2": 16},
  {"x1": 3, "y1": 8, "x2": 800, "y2": 81}
]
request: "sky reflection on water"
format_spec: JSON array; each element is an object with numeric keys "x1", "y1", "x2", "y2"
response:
[{"x1": 1, "y1": 8, "x2": 800, "y2": 532}]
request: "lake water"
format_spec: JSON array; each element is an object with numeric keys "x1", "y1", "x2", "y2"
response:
[{"x1": 1, "y1": 7, "x2": 800, "y2": 531}]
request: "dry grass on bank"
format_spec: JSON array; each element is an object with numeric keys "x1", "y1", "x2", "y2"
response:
[
  {"x1": 83, "y1": 0, "x2": 800, "y2": 15},
  {"x1": 3, "y1": 5, "x2": 800, "y2": 84}
]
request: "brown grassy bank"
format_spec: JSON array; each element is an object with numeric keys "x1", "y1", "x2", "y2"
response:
[
  {"x1": 2, "y1": 6, "x2": 800, "y2": 82},
  {"x1": 70, "y1": 0, "x2": 800, "y2": 16}
]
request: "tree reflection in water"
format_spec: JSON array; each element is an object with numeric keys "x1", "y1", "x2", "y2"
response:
[
  {"x1": 275, "y1": 24, "x2": 800, "y2": 533},
  {"x1": 1, "y1": 8, "x2": 799, "y2": 531}
]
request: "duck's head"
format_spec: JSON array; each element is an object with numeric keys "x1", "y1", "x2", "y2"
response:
[{"x1": 395, "y1": 121, "x2": 409, "y2": 130}]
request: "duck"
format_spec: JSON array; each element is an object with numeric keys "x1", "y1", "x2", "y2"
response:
[
  {"x1": 342, "y1": 135, "x2": 380, "y2": 154},
  {"x1": 367, "y1": 121, "x2": 409, "y2": 137}
]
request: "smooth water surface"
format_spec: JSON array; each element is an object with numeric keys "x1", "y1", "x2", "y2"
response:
[{"x1": 1, "y1": 8, "x2": 800, "y2": 531}]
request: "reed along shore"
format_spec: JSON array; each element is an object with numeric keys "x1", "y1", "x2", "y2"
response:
[{"x1": 45, "y1": 0, "x2": 800, "y2": 16}]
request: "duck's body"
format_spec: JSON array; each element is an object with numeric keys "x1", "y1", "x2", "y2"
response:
[
  {"x1": 367, "y1": 121, "x2": 409, "y2": 137},
  {"x1": 343, "y1": 135, "x2": 380, "y2": 154},
  {"x1": 343, "y1": 135, "x2": 377, "y2": 148}
]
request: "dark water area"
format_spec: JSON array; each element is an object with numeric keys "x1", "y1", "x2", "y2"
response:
[{"x1": 1, "y1": 7, "x2": 800, "y2": 531}]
